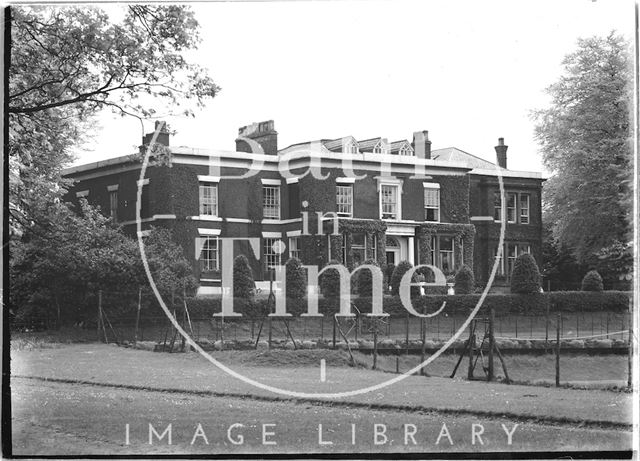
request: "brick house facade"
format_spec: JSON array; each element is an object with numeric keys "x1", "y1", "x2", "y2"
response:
[{"x1": 63, "y1": 121, "x2": 544, "y2": 295}]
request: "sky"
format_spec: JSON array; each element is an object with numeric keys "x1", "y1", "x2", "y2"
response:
[{"x1": 73, "y1": 0, "x2": 634, "y2": 174}]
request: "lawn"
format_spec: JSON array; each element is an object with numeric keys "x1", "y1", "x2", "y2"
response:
[
  {"x1": 11, "y1": 378, "x2": 632, "y2": 456},
  {"x1": 11, "y1": 344, "x2": 632, "y2": 426}
]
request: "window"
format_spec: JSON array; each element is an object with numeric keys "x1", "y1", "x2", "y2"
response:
[
  {"x1": 200, "y1": 237, "x2": 219, "y2": 272},
  {"x1": 494, "y1": 246, "x2": 505, "y2": 276},
  {"x1": 344, "y1": 138, "x2": 359, "y2": 154},
  {"x1": 263, "y1": 238, "x2": 282, "y2": 271},
  {"x1": 336, "y1": 185, "x2": 353, "y2": 217},
  {"x1": 439, "y1": 236, "x2": 454, "y2": 275},
  {"x1": 429, "y1": 236, "x2": 437, "y2": 266},
  {"x1": 493, "y1": 191, "x2": 502, "y2": 222},
  {"x1": 373, "y1": 140, "x2": 389, "y2": 154},
  {"x1": 199, "y1": 184, "x2": 218, "y2": 216},
  {"x1": 342, "y1": 235, "x2": 347, "y2": 263},
  {"x1": 351, "y1": 233, "x2": 366, "y2": 266},
  {"x1": 520, "y1": 194, "x2": 530, "y2": 224},
  {"x1": 424, "y1": 188, "x2": 440, "y2": 222},
  {"x1": 263, "y1": 186, "x2": 280, "y2": 219},
  {"x1": 429, "y1": 236, "x2": 455, "y2": 275},
  {"x1": 380, "y1": 184, "x2": 399, "y2": 219},
  {"x1": 506, "y1": 243, "x2": 531, "y2": 278},
  {"x1": 507, "y1": 193, "x2": 517, "y2": 223},
  {"x1": 109, "y1": 190, "x2": 118, "y2": 222},
  {"x1": 289, "y1": 236, "x2": 301, "y2": 260},
  {"x1": 371, "y1": 235, "x2": 377, "y2": 260},
  {"x1": 506, "y1": 243, "x2": 517, "y2": 278},
  {"x1": 399, "y1": 145, "x2": 414, "y2": 156}
]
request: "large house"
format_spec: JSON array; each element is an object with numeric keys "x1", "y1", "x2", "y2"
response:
[{"x1": 63, "y1": 120, "x2": 544, "y2": 295}]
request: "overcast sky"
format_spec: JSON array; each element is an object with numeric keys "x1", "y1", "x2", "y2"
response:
[{"x1": 73, "y1": 0, "x2": 634, "y2": 173}]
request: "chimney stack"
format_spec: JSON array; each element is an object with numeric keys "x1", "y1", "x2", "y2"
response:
[
  {"x1": 495, "y1": 137, "x2": 508, "y2": 169},
  {"x1": 412, "y1": 130, "x2": 432, "y2": 159},
  {"x1": 236, "y1": 120, "x2": 278, "y2": 155},
  {"x1": 141, "y1": 120, "x2": 170, "y2": 148}
]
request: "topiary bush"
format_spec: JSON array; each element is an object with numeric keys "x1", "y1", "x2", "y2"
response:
[
  {"x1": 319, "y1": 259, "x2": 342, "y2": 299},
  {"x1": 581, "y1": 270, "x2": 604, "y2": 291},
  {"x1": 285, "y1": 257, "x2": 307, "y2": 300},
  {"x1": 357, "y1": 259, "x2": 379, "y2": 297},
  {"x1": 233, "y1": 254, "x2": 255, "y2": 300},
  {"x1": 510, "y1": 253, "x2": 541, "y2": 294},
  {"x1": 454, "y1": 264, "x2": 475, "y2": 294},
  {"x1": 390, "y1": 260, "x2": 420, "y2": 298}
]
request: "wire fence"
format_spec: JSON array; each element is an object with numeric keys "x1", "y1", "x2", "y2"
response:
[{"x1": 12, "y1": 288, "x2": 631, "y2": 347}]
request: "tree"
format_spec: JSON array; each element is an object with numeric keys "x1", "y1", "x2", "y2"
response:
[
  {"x1": 142, "y1": 227, "x2": 198, "y2": 300},
  {"x1": 533, "y1": 32, "x2": 632, "y2": 267},
  {"x1": 454, "y1": 265, "x2": 475, "y2": 294},
  {"x1": 8, "y1": 5, "x2": 219, "y2": 232},
  {"x1": 595, "y1": 241, "x2": 633, "y2": 289},
  {"x1": 319, "y1": 260, "x2": 342, "y2": 299},
  {"x1": 9, "y1": 201, "x2": 196, "y2": 325},
  {"x1": 233, "y1": 255, "x2": 255, "y2": 300},
  {"x1": 390, "y1": 260, "x2": 419, "y2": 298},
  {"x1": 581, "y1": 270, "x2": 604, "y2": 292},
  {"x1": 285, "y1": 258, "x2": 307, "y2": 300},
  {"x1": 357, "y1": 259, "x2": 379, "y2": 297},
  {"x1": 510, "y1": 254, "x2": 542, "y2": 294},
  {"x1": 541, "y1": 223, "x2": 585, "y2": 290}
]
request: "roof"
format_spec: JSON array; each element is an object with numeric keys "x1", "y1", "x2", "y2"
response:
[{"x1": 430, "y1": 147, "x2": 499, "y2": 170}]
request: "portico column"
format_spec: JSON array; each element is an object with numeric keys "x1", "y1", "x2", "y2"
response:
[{"x1": 408, "y1": 236, "x2": 415, "y2": 265}]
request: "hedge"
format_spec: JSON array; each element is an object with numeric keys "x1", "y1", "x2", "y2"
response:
[{"x1": 183, "y1": 291, "x2": 631, "y2": 318}]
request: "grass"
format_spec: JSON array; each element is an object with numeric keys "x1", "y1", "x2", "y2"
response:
[
  {"x1": 11, "y1": 326, "x2": 629, "y2": 389},
  {"x1": 12, "y1": 378, "x2": 632, "y2": 455}
]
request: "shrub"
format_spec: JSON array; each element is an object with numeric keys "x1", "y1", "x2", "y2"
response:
[
  {"x1": 285, "y1": 257, "x2": 307, "y2": 300},
  {"x1": 233, "y1": 255, "x2": 255, "y2": 300},
  {"x1": 510, "y1": 253, "x2": 541, "y2": 294},
  {"x1": 319, "y1": 259, "x2": 342, "y2": 298},
  {"x1": 390, "y1": 260, "x2": 420, "y2": 298},
  {"x1": 454, "y1": 265, "x2": 475, "y2": 294},
  {"x1": 357, "y1": 259, "x2": 380, "y2": 297},
  {"x1": 183, "y1": 290, "x2": 631, "y2": 318},
  {"x1": 581, "y1": 270, "x2": 604, "y2": 292}
]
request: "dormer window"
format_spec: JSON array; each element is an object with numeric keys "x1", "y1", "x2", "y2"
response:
[
  {"x1": 399, "y1": 144, "x2": 414, "y2": 156},
  {"x1": 344, "y1": 138, "x2": 359, "y2": 154},
  {"x1": 373, "y1": 139, "x2": 389, "y2": 155}
]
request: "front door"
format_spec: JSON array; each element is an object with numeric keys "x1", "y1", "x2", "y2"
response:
[
  {"x1": 386, "y1": 236, "x2": 401, "y2": 266},
  {"x1": 386, "y1": 251, "x2": 396, "y2": 266}
]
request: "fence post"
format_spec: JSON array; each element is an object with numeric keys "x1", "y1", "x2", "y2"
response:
[
  {"x1": 545, "y1": 300, "x2": 550, "y2": 352},
  {"x1": 467, "y1": 326, "x2": 475, "y2": 380},
  {"x1": 405, "y1": 312, "x2": 409, "y2": 354},
  {"x1": 555, "y1": 312, "x2": 561, "y2": 387},
  {"x1": 134, "y1": 287, "x2": 142, "y2": 346},
  {"x1": 372, "y1": 317, "x2": 378, "y2": 370},
  {"x1": 488, "y1": 308, "x2": 495, "y2": 382},
  {"x1": 332, "y1": 316, "x2": 337, "y2": 349},
  {"x1": 628, "y1": 299, "x2": 633, "y2": 389},
  {"x1": 420, "y1": 318, "x2": 427, "y2": 376},
  {"x1": 97, "y1": 291, "x2": 102, "y2": 342}
]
